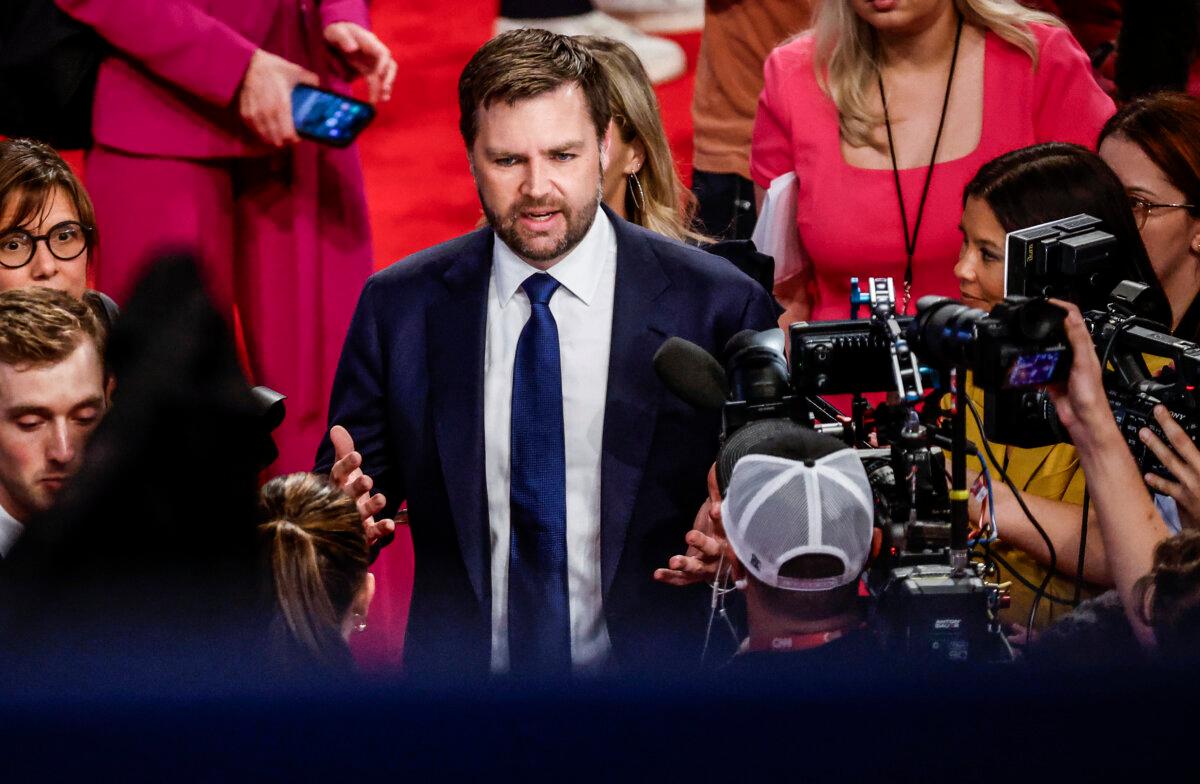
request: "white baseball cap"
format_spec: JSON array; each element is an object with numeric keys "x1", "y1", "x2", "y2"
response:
[{"x1": 719, "y1": 421, "x2": 874, "y2": 592}]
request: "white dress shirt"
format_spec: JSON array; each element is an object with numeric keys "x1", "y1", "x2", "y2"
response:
[
  {"x1": 484, "y1": 210, "x2": 616, "y2": 672},
  {"x1": 0, "y1": 501, "x2": 24, "y2": 559}
]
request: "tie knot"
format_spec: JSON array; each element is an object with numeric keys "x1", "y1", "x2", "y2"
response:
[{"x1": 521, "y1": 273, "x2": 560, "y2": 305}]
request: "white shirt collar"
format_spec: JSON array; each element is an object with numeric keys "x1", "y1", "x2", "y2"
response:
[
  {"x1": 491, "y1": 207, "x2": 614, "y2": 307},
  {"x1": 0, "y1": 500, "x2": 24, "y2": 558}
]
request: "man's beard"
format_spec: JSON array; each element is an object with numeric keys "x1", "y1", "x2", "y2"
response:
[{"x1": 480, "y1": 185, "x2": 602, "y2": 264}]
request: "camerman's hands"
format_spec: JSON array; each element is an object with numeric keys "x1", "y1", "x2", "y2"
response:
[
  {"x1": 330, "y1": 425, "x2": 399, "y2": 547},
  {"x1": 238, "y1": 49, "x2": 320, "y2": 147},
  {"x1": 1045, "y1": 300, "x2": 1113, "y2": 441},
  {"x1": 323, "y1": 22, "x2": 397, "y2": 104},
  {"x1": 1140, "y1": 406, "x2": 1200, "y2": 530},
  {"x1": 654, "y1": 465, "x2": 729, "y2": 586}
]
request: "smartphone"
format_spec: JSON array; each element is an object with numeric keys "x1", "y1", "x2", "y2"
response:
[{"x1": 291, "y1": 84, "x2": 375, "y2": 147}]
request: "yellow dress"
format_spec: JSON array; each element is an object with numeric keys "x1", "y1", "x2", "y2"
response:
[{"x1": 960, "y1": 378, "x2": 1090, "y2": 631}]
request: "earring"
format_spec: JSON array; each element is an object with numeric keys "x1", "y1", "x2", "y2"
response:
[
  {"x1": 352, "y1": 613, "x2": 367, "y2": 633},
  {"x1": 628, "y1": 172, "x2": 645, "y2": 212}
]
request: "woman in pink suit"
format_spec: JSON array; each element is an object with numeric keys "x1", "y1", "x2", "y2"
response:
[{"x1": 55, "y1": 0, "x2": 396, "y2": 473}]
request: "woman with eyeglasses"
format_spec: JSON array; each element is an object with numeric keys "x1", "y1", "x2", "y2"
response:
[
  {"x1": 0, "y1": 138, "x2": 117, "y2": 327},
  {"x1": 1098, "y1": 93, "x2": 1200, "y2": 533},
  {"x1": 1099, "y1": 93, "x2": 1200, "y2": 340}
]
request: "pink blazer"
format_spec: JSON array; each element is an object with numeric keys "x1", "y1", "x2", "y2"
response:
[{"x1": 55, "y1": 0, "x2": 370, "y2": 159}]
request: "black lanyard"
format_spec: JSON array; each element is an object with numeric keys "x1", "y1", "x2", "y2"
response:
[{"x1": 878, "y1": 12, "x2": 965, "y2": 314}]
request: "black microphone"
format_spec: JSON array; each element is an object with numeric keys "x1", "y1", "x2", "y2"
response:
[{"x1": 652, "y1": 337, "x2": 729, "y2": 410}]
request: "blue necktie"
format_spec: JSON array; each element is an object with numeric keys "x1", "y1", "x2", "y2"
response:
[{"x1": 508, "y1": 272, "x2": 571, "y2": 675}]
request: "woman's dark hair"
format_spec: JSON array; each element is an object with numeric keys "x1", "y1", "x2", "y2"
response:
[
  {"x1": 259, "y1": 472, "x2": 370, "y2": 671},
  {"x1": 1133, "y1": 529, "x2": 1200, "y2": 662},
  {"x1": 964, "y1": 142, "x2": 1162, "y2": 313},
  {"x1": 0, "y1": 138, "x2": 96, "y2": 246}
]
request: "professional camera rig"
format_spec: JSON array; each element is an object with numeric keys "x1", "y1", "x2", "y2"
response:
[
  {"x1": 793, "y1": 278, "x2": 1074, "y2": 663},
  {"x1": 658, "y1": 277, "x2": 1058, "y2": 662},
  {"x1": 655, "y1": 214, "x2": 1200, "y2": 664},
  {"x1": 961, "y1": 217, "x2": 1199, "y2": 483}
]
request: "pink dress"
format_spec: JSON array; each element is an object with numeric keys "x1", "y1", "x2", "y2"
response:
[{"x1": 751, "y1": 24, "x2": 1115, "y2": 323}]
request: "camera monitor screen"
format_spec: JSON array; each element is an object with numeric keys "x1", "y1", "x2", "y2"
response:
[{"x1": 1004, "y1": 351, "x2": 1062, "y2": 388}]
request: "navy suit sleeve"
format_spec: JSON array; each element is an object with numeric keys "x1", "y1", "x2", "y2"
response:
[
  {"x1": 738, "y1": 280, "x2": 780, "y2": 333},
  {"x1": 314, "y1": 277, "x2": 402, "y2": 508}
]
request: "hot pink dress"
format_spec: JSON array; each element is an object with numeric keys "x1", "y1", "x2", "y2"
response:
[
  {"x1": 55, "y1": 0, "x2": 375, "y2": 475},
  {"x1": 751, "y1": 24, "x2": 1115, "y2": 323}
]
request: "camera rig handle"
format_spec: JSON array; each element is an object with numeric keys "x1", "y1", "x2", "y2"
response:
[{"x1": 850, "y1": 277, "x2": 924, "y2": 404}]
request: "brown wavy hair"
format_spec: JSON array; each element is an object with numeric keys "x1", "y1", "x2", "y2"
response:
[
  {"x1": 259, "y1": 473, "x2": 370, "y2": 667},
  {"x1": 1099, "y1": 92, "x2": 1200, "y2": 221},
  {"x1": 1134, "y1": 529, "x2": 1200, "y2": 660},
  {"x1": 458, "y1": 28, "x2": 611, "y2": 149},
  {"x1": 0, "y1": 138, "x2": 96, "y2": 249},
  {"x1": 0, "y1": 286, "x2": 106, "y2": 367}
]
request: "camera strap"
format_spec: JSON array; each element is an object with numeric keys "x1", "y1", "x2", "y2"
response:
[{"x1": 878, "y1": 11, "x2": 964, "y2": 314}]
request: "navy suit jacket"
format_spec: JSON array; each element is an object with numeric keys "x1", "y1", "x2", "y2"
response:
[{"x1": 315, "y1": 208, "x2": 777, "y2": 675}]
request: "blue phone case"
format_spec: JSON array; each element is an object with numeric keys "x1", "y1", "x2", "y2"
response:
[{"x1": 291, "y1": 85, "x2": 376, "y2": 147}]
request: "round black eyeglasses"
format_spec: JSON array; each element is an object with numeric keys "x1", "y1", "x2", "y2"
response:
[{"x1": 0, "y1": 221, "x2": 93, "y2": 270}]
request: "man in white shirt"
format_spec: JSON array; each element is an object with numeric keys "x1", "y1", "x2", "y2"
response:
[
  {"x1": 317, "y1": 29, "x2": 776, "y2": 675},
  {"x1": 0, "y1": 288, "x2": 107, "y2": 558}
]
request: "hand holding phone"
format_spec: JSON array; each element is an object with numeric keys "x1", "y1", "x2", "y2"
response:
[
  {"x1": 240, "y1": 49, "x2": 320, "y2": 147},
  {"x1": 291, "y1": 85, "x2": 376, "y2": 148}
]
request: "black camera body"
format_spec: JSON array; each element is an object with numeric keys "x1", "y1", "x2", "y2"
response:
[
  {"x1": 790, "y1": 318, "x2": 912, "y2": 396},
  {"x1": 873, "y1": 564, "x2": 1009, "y2": 663},
  {"x1": 1005, "y1": 213, "x2": 1127, "y2": 311},
  {"x1": 972, "y1": 278, "x2": 1200, "y2": 481},
  {"x1": 1110, "y1": 388, "x2": 1200, "y2": 479},
  {"x1": 910, "y1": 296, "x2": 1071, "y2": 393}
]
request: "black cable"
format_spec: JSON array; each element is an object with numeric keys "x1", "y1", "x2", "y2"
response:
[
  {"x1": 966, "y1": 398, "x2": 1058, "y2": 634},
  {"x1": 984, "y1": 546, "x2": 1075, "y2": 606},
  {"x1": 1074, "y1": 487, "x2": 1090, "y2": 606}
]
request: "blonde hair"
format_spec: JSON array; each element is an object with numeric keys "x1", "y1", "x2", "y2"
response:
[
  {"x1": 577, "y1": 35, "x2": 708, "y2": 244},
  {"x1": 813, "y1": 0, "x2": 1063, "y2": 148},
  {"x1": 259, "y1": 473, "x2": 369, "y2": 667}
]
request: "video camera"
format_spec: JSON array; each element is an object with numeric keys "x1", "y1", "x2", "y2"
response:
[
  {"x1": 953, "y1": 215, "x2": 1199, "y2": 482},
  {"x1": 654, "y1": 213, "x2": 1200, "y2": 663},
  {"x1": 978, "y1": 282, "x2": 1200, "y2": 479},
  {"x1": 655, "y1": 278, "x2": 1019, "y2": 664}
]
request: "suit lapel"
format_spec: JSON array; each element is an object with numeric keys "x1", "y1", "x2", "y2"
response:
[
  {"x1": 600, "y1": 210, "x2": 674, "y2": 598},
  {"x1": 428, "y1": 229, "x2": 494, "y2": 608}
]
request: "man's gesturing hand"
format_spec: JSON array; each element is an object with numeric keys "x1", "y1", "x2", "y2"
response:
[
  {"x1": 323, "y1": 22, "x2": 397, "y2": 104},
  {"x1": 654, "y1": 465, "x2": 727, "y2": 586},
  {"x1": 330, "y1": 425, "x2": 397, "y2": 547},
  {"x1": 238, "y1": 49, "x2": 319, "y2": 147}
]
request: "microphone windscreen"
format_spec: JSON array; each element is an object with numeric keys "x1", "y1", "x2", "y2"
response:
[
  {"x1": 724, "y1": 328, "x2": 786, "y2": 362},
  {"x1": 653, "y1": 337, "x2": 729, "y2": 410},
  {"x1": 723, "y1": 329, "x2": 760, "y2": 360}
]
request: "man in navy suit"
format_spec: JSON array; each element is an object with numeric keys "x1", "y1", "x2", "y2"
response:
[{"x1": 315, "y1": 29, "x2": 775, "y2": 676}]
